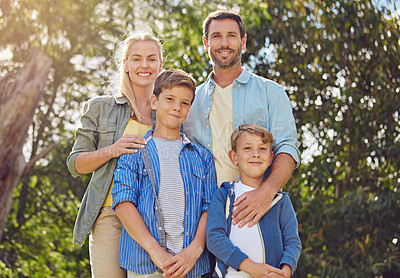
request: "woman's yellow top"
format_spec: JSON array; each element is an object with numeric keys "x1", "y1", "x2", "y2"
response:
[{"x1": 102, "y1": 118, "x2": 152, "y2": 207}]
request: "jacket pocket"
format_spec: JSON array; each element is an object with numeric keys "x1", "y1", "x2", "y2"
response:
[{"x1": 98, "y1": 123, "x2": 116, "y2": 149}]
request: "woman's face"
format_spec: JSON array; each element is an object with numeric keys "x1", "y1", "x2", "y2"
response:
[{"x1": 124, "y1": 41, "x2": 163, "y2": 89}]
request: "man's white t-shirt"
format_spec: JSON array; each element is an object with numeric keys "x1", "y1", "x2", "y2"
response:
[{"x1": 209, "y1": 83, "x2": 239, "y2": 186}]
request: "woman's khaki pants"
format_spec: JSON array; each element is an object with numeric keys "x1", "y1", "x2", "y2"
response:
[{"x1": 89, "y1": 206, "x2": 126, "y2": 278}]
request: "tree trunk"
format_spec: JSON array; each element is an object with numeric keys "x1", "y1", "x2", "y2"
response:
[{"x1": 0, "y1": 47, "x2": 52, "y2": 240}]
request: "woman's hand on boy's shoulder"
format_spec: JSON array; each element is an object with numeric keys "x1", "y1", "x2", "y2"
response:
[{"x1": 109, "y1": 134, "x2": 147, "y2": 158}]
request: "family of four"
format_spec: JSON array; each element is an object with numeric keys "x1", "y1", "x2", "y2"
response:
[{"x1": 67, "y1": 10, "x2": 301, "y2": 278}]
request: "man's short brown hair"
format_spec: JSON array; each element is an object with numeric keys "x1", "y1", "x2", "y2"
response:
[
  {"x1": 203, "y1": 10, "x2": 246, "y2": 40},
  {"x1": 231, "y1": 124, "x2": 274, "y2": 152},
  {"x1": 153, "y1": 69, "x2": 196, "y2": 104}
]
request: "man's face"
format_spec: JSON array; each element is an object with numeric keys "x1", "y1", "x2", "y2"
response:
[{"x1": 203, "y1": 18, "x2": 246, "y2": 69}]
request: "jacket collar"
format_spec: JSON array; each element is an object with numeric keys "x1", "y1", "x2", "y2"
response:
[
  {"x1": 114, "y1": 91, "x2": 128, "y2": 105},
  {"x1": 220, "y1": 181, "x2": 235, "y2": 190},
  {"x1": 221, "y1": 181, "x2": 235, "y2": 199}
]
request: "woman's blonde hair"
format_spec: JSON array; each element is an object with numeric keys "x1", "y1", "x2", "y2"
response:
[{"x1": 118, "y1": 33, "x2": 163, "y2": 120}]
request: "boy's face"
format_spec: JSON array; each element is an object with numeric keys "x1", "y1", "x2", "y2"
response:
[
  {"x1": 151, "y1": 86, "x2": 193, "y2": 130},
  {"x1": 229, "y1": 132, "x2": 273, "y2": 181}
]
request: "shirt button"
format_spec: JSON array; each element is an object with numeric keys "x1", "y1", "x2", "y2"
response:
[
  {"x1": 206, "y1": 125, "x2": 209, "y2": 128},
  {"x1": 207, "y1": 107, "x2": 210, "y2": 110},
  {"x1": 207, "y1": 144, "x2": 211, "y2": 148}
]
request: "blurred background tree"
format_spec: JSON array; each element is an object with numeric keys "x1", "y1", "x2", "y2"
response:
[{"x1": 0, "y1": 0, "x2": 398, "y2": 277}]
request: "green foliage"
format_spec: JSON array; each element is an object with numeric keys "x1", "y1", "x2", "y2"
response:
[
  {"x1": 0, "y1": 1, "x2": 118, "y2": 275},
  {"x1": 262, "y1": 0, "x2": 400, "y2": 276},
  {"x1": 0, "y1": 138, "x2": 91, "y2": 277},
  {"x1": 1, "y1": 0, "x2": 399, "y2": 277}
]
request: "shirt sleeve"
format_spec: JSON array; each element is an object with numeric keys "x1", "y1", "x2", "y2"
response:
[
  {"x1": 278, "y1": 195, "x2": 302, "y2": 275},
  {"x1": 201, "y1": 150, "x2": 218, "y2": 212},
  {"x1": 66, "y1": 98, "x2": 100, "y2": 178},
  {"x1": 112, "y1": 153, "x2": 140, "y2": 209},
  {"x1": 206, "y1": 189, "x2": 248, "y2": 271},
  {"x1": 266, "y1": 82, "x2": 300, "y2": 167}
]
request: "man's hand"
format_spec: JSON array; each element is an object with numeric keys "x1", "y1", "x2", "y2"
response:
[
  {"x1": 232, "y1": 153, "x2": 296, "y2": 228},
  {"x1": 231, "y1": 185, "x2": 275, "y2": 228}
]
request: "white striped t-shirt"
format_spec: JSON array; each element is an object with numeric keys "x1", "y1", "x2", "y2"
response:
[{"x1": 153, "y1": 137, "x2": 185, "y2": 254}]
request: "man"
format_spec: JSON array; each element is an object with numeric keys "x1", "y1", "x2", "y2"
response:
[{"x1": 183, "y1": 10, "x2": 300, "y2": 228}]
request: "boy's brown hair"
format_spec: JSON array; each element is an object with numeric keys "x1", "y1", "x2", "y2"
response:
[
  {"x1": 203, "y1": 10, "x2": 246, "y2": 40},
  {"x1": 231, "y1": 124, "x2": 274, "y2": 152},
  {"x1": 153, "y1": 69, "x2": 196, "y2": 104}
]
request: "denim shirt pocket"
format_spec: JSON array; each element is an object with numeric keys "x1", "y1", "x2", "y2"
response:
[
  {"x1": 192, "y1": 166, "x2": 205, "y2": 197},
  {"x1": 98, "y1": 123, "x2": 117, "y2": 149},
  {"x1": 139, "y1": 168, "x2": 153, "y2": 191}
]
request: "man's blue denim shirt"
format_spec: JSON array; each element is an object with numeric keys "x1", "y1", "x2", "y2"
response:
[{"x1": 183, "y1": 68, "x2": 300, "y2": 174}]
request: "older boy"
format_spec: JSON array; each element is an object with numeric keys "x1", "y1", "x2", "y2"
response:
[
  {"x1": 112, "y1": 69, "x2": 217, "y2": 278},
  {"x1": 206, "y1": 124, "x2": 301, "y2": 278}
]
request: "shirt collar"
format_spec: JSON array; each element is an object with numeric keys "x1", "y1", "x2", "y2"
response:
[
  {"x1": 235, "y1": 67, "x2": 251, "y2": 84},
  {"x1": 143, "y1": 129, "x2": 192, "y2": 146},
  {"x1": 207, "y1": 67, "x2": 251, "y2": 86}
]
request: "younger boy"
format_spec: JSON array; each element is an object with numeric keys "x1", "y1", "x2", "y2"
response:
[
  {"x1": 112, "y1": 69, "x2": 217, "y2": 278},
  {"x1": 206, "y1": 124, "x2": 301, "y2": 278}
]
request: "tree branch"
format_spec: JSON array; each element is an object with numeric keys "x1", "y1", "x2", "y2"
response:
[{"x1": 23, "y1": 142, "x2": 60, "y2": 176}]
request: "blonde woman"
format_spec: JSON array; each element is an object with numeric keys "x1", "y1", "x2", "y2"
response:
[{"x1": 67, "y1": 33, "x2": 163, "y2": 277}]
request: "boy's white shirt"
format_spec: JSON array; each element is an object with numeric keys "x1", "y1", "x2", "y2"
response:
[
  {"x1": 225, "y1": 181, "x2": 283, "y2": 278},
  {"x1": 153, "y1": 137, "x2": 185, "y2": 255}
]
